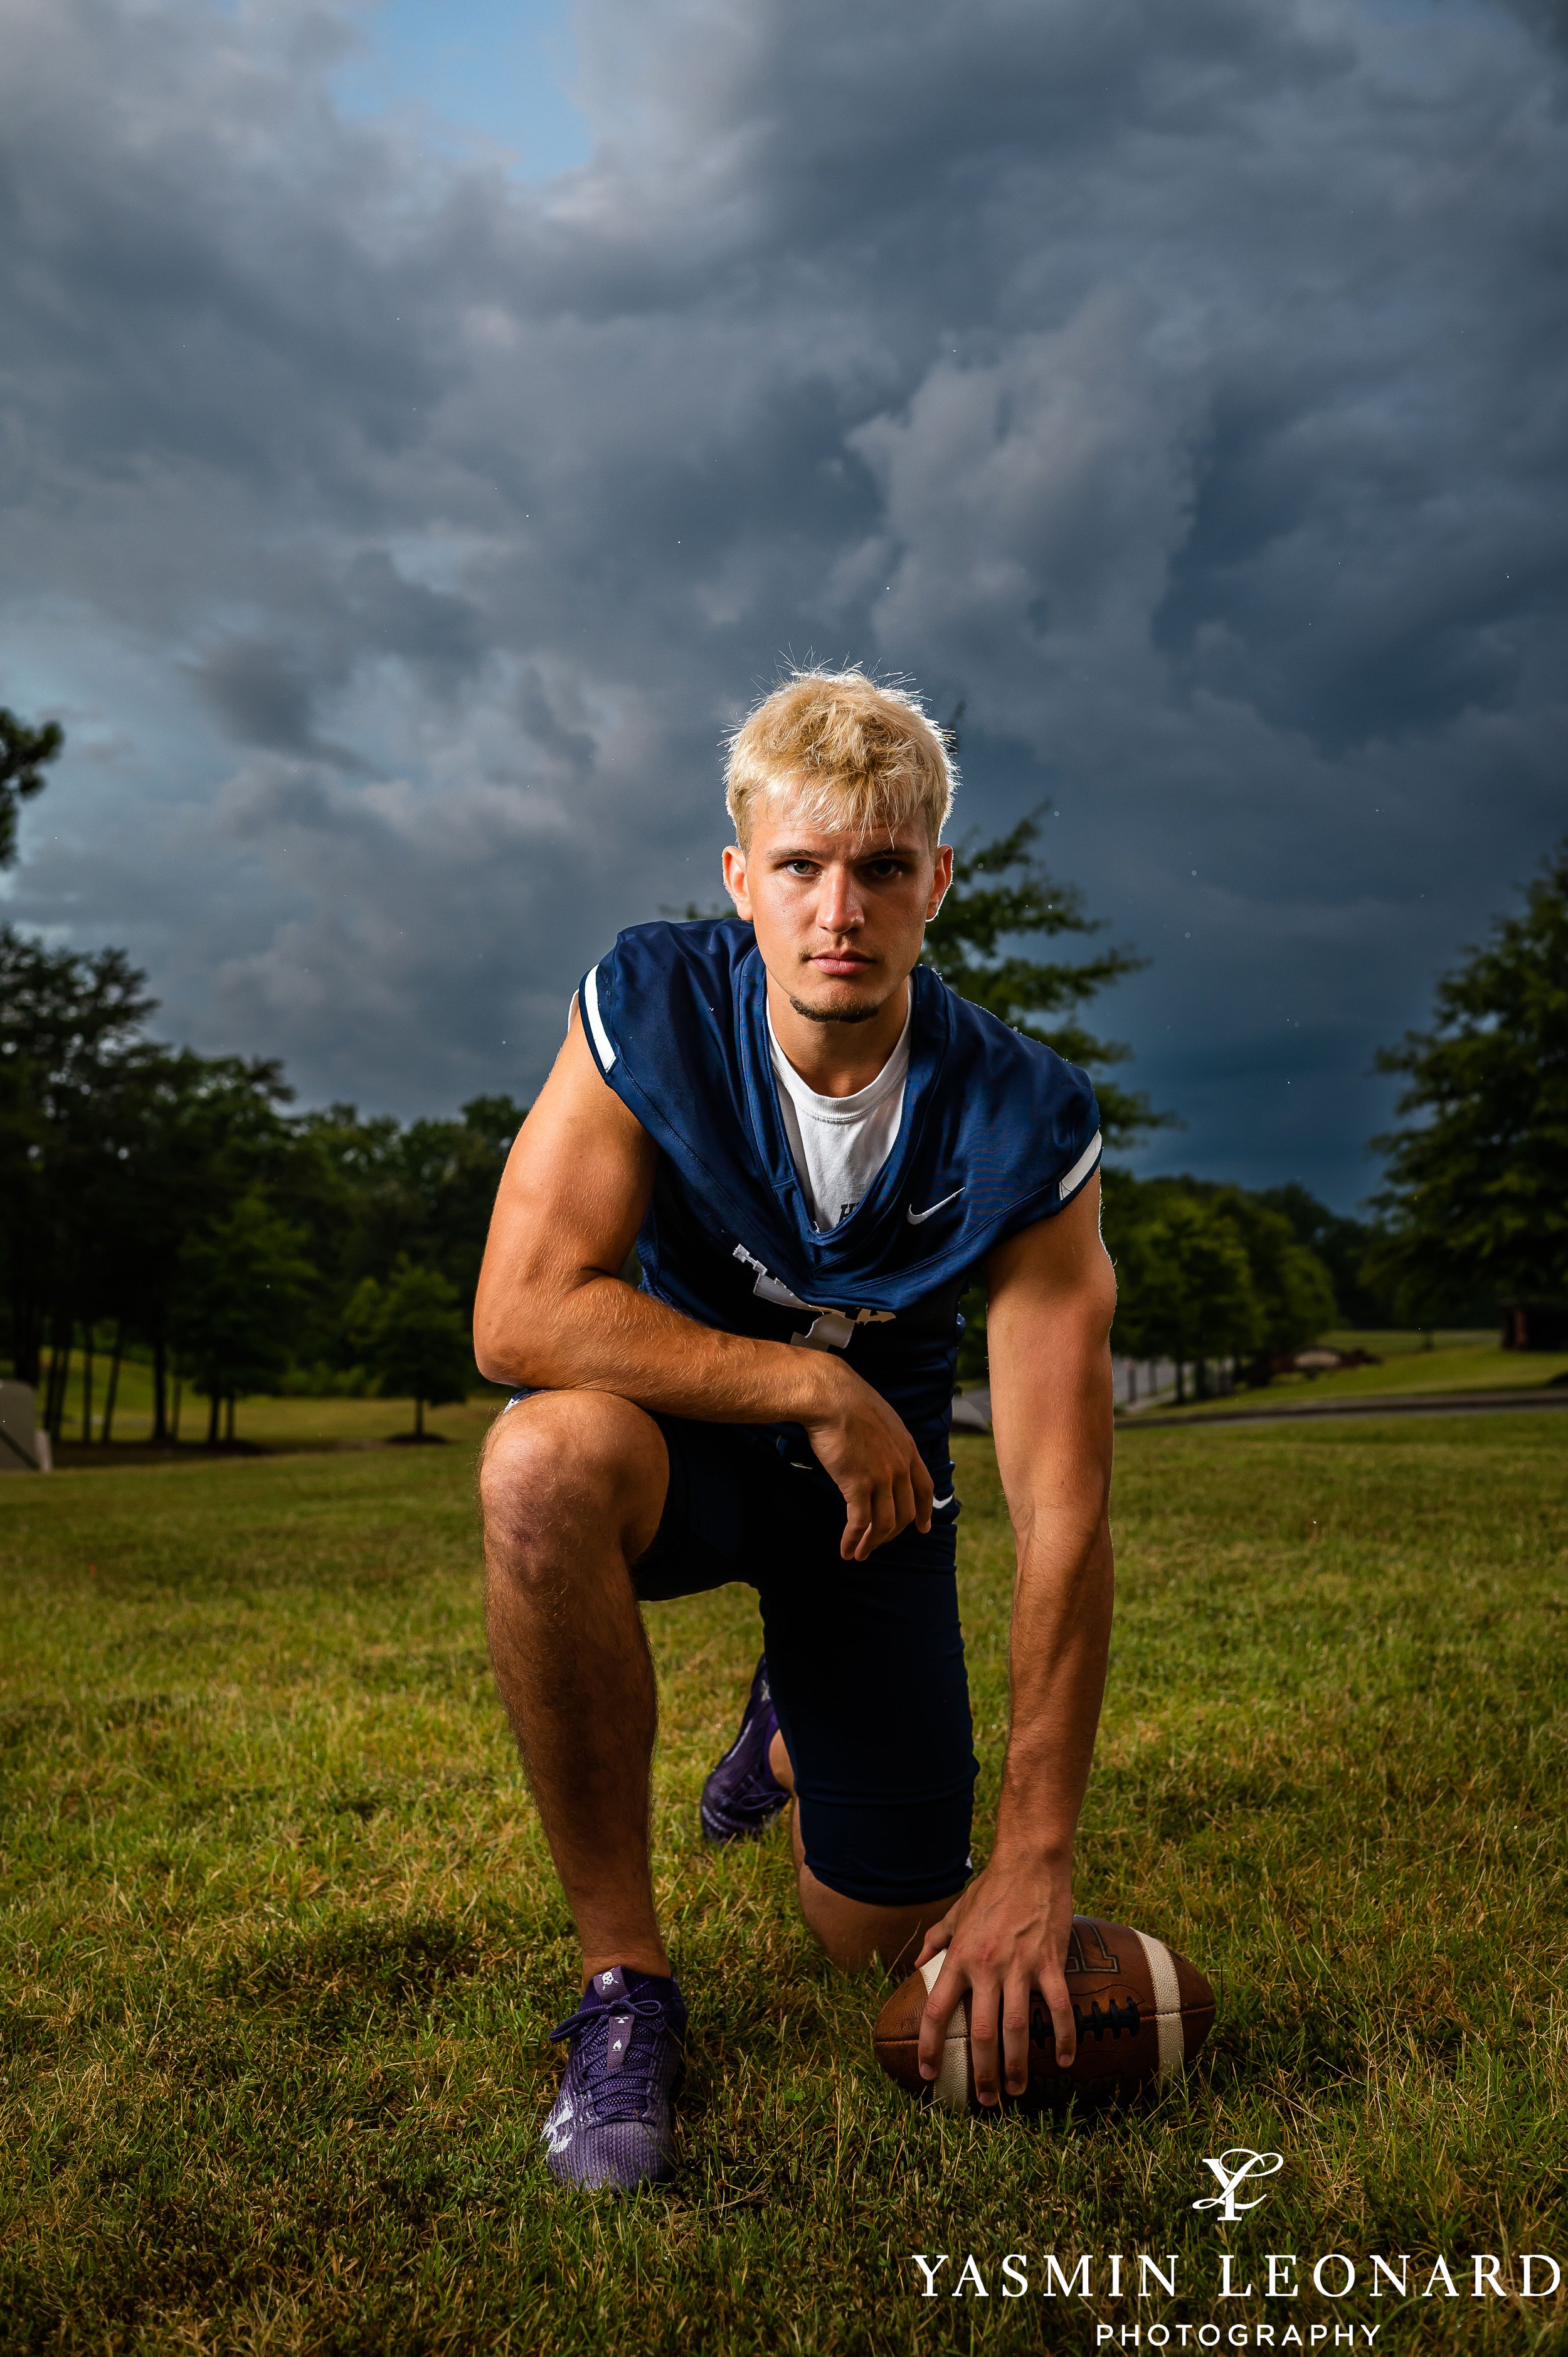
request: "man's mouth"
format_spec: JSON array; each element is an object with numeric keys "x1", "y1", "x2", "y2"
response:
[{"x1": 810, "y1": 951, "x2": 874, "y2": 977}]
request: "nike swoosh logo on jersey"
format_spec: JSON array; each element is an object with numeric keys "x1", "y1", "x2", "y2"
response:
[{"x1": 907, "y1": 1189, "x2": 962, "y2": 1225}]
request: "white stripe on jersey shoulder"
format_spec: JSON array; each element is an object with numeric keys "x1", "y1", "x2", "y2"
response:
[
  {"x1": 581, "y1": 963, "x2": 617, "y2": 1070},
  {"x1": 1058, "y1": 1129, "x2": 1103, "y2": 1203}
]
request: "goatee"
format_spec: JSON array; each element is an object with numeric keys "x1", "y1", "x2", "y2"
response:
[{"x1": 786, "y1": 991, "x2": 885, "y2": 1026}]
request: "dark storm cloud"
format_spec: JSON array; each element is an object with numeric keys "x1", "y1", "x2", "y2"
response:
[
  {"x1": 191, "y1": 639, "x2": 350, "y2": 759},
  {"x1": 3, "y1": 0, "x2": 1565, "y2": 1199}
]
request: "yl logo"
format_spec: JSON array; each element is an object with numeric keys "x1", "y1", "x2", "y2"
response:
[{"x1": 1193, "y1": 2149, "x2": 1285, "y2": 2221}]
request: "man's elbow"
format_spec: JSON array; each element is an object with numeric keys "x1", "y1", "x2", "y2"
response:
[
  {"x1": 473, "y1": 1258, "x2": 599, "y2": 1389},
  {"x1": 470, "y1": 1318, "x2": 514, "y2": 1390},
  {"x1": 472, "y1": 1272, "x2": 546, "y2": 1389},
  {"x1": 471, "y1": 1327, "x2": 514, "y2": 1388}
]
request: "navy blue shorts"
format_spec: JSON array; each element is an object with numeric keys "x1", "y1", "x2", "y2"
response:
[
  {"x1": 640, "y1": 1415, "x2": 976, "y2": 1908},
  {"x1": 507, "y1": 1398, "x2": 977, "y2": 1908}
]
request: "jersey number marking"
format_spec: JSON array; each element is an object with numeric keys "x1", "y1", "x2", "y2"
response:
[{"x1": 731, "y1": 1243, "x2": 894, "y2": 1353}]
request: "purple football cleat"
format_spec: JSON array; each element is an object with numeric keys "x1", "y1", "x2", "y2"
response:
[
  {"x1": 542, "y1": 1966, "x2": 687, "y2": 2191},
  {"x1": 700, "y1": 1654, "x2": 789, "y2": 1843}
]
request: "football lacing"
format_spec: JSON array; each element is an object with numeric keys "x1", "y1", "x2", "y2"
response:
[{"x1": 1027, "y1": 1994, "x2": 1143, "y2": 2046}]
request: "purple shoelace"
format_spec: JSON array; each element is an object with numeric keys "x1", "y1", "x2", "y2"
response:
[{"x1": 548, "y1": 1984, "x2": 677, "y2": 2124}]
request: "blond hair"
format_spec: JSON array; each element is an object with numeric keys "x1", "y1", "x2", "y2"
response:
[{"x1": 724, "y1": 668, "x2": 956, "y2": 851}]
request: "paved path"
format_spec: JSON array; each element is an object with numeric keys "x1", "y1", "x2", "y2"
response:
[{"x1": 1115, "y1": 1388, "x2": 1568, "y2": 1431}]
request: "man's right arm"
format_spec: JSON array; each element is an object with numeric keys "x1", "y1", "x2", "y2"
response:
[{"x1": 472, "y1": 1004, "x2": 932, "y2": 1560}]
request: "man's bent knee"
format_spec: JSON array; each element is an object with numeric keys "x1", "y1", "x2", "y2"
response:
[
  {"x1": 480, "y1": 1391, "x2": 669, "y2": 1583},
  {"x1": 794, "y1": 1858, "x2": 960, "y2": 1978}
]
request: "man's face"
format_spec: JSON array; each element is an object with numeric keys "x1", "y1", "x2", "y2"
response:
[{"x1": 723, "y1": 790, "x2": 952, "y2": 1024}]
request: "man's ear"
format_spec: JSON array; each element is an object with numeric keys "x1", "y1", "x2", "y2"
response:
[
  {"x1": 722, "y1": 843, "x2": 753, "y2": 920},
  {"x1": 926, "y1": 844, "x2": 954, "y2": 920}
]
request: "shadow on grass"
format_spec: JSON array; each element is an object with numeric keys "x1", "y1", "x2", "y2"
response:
[{"x1": 219, "y1": 1915, "x2": 489, "y2": 2040}]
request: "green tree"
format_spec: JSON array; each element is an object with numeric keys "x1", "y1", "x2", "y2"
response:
[
  {"x1": 135, "y1": 1053, "x2": 297, "y2": 1436},
  {"x1": 171, "y1": 1193, "x2": 315, "y2": 1443},
  {"x1": 0, "y1": 704, "x2": 63, "y2": 868},
  {"x1": 0, "y1": 929, "x2": 156, "y2": 1398},
  {"x1": 1106, "y1": 1186, "x2": 1260, "y2": 1401},
  {"x1": 1216, "y1": 1189, "x2": 1338, "y2": 1361},
  {"x1": 289, "y1": 1093, "x2": 526, "y2": 1368},
  {"x1": 921, "y1": 811, "x2": 1168, "y2": 1148},
  {"x1": 1256, "y1": 1183, "x2": 1392, "y2": 1328},
  {"x1": 350, "y1": 1260, "x2": 474, "y2": 1438},
  {"x1": 0, "y1": 921, "x2": 299, "y2": 1439},
  {"x1": 0, "y1": 910, "x2": 517, "y2": 1434},
  {"x1": 1370, "y1": 838, "x2": 1568, "y2": 1318}
]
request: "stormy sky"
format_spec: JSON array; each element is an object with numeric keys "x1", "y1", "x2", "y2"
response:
[{"x1": 3, "y1": 0, "x2": 1565, "y2": 1208}]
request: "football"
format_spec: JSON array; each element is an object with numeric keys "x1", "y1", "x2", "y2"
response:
[{"x1": 872, "y1": 1915, "x2": 1214, "y2": 2109}]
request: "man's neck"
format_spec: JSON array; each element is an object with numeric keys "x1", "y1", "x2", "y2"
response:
[{"x1": 765, "y1": 973, "x2": 911, "y2": 1099}]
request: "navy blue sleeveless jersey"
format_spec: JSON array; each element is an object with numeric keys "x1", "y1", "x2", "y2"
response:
[{"x1": 578, "y1": 920, "x2": 1101, "y2": 1519}]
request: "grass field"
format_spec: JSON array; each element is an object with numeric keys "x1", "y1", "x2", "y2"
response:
[
  {"x1": 45, "y1": 1395, "x2": 507, "y2": 1467},
  {"x1": 34, "y1": 1328, "x2": 1568, "y2": 1462},
  {"x1": 3, "y1": 1414, "x2": 1565, "y2": 2354},
  {"x1": 31, "y1": 1353, "x2": 510, "y2": 1456},
  {"x1": 1134, "y1": 1331, "x2": 1568, "y2": 1419}
]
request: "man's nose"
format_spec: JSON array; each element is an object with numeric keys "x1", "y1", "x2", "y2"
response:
[{"x1": 817, "y1": 866, "x2": 864, "y2": 933}]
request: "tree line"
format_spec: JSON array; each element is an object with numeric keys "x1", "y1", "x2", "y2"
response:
[
  {"x1": 4, "y1": 693, "x2": 1564, "y2": 1442},
  {"x1": 951, "y1": 1165, "x2": 1370, "y2": 1400},
  {"x1": 923, "y1": 815, "x2": 1380, "y2": 1395},
  {"x1": 0, "y1": 923, "x2": 515, "y2": 1444},
  {"x1": 1102, "y1": 1174, "x2": 1338, "y2": 1401},
  {"x1": 4, "y1": 798, "x2": 1338, "y2": 1444},
  {"x1": 930, "y1": 821, "x2": 1568, "y2": 1391}
]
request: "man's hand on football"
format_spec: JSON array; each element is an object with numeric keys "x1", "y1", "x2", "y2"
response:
[
  {"x1": 912, "y1": 1854, "x2": 1078, "y2": 2105},
  {"x1": 800, "y1": 1366, "x2": 934, "y2": 1561}
]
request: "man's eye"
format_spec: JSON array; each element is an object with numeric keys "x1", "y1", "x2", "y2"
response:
[
  {"x1": 866, "y1": 861, "x2": 904, "y2": 880},
  {"x1": 785, "y1": 861, "x2": 818, "y2": 876}
]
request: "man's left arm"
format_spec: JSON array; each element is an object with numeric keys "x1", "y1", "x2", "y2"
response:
[{"x1": 914, "y1": 1173, "x2": 1117, "y2": 2107}]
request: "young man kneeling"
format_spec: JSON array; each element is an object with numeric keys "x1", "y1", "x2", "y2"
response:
[{"x1": 474, "y1": 669, "x2": 1116, "y2": 2189}]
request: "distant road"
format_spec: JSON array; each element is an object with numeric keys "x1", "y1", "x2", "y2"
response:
[{"x1": 1116, "y1": 1388, "x2": 1568, "y2": 1431}]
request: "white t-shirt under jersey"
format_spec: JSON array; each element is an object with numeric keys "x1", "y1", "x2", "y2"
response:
[{"x1": 768, "y1": 1003, "x2": 912, "y2": 1233}]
